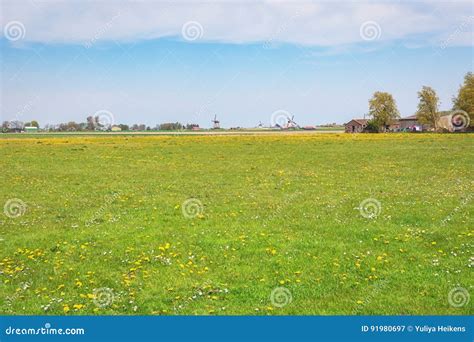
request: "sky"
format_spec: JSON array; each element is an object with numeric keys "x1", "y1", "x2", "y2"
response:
[{"x1": 1, "y1": 0, "x2": 473, "y2": 128}]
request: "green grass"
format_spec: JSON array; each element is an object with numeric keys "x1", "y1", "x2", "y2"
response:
[{"x1": 0, "y1": 133, "x2": 472, "y2": 315}]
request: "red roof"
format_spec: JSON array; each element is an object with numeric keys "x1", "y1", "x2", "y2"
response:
[{"x1": 346, "y1": 119, "x2": 368, "y2": 125}]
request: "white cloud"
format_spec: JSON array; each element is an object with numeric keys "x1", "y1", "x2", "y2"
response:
[{"x1": 1, "y1": 0, "x2": 472, "y2": 47}]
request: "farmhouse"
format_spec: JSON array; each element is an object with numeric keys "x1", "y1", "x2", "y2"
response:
[
  {"x1": 345, "y1": 115, "x2": 427, "y2": 132},
  {"x1": 344, "y1": 119, "x2": 368, "y2": 133}
]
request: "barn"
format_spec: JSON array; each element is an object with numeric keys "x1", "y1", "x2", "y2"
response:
[
  {"x1": 399, "y1": 115, "x2": 421, "y2": 131},
  {"x1": 344, "y1": 119, "x2": 368, "y2": 133}
]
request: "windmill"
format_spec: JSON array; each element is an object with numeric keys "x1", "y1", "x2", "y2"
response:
[
  {"x1": 286, "y1": 115, "x2": 300, "y2": 129},
  {"x1": 211, "y1": 115, "x2": 220, "y2": 129}
]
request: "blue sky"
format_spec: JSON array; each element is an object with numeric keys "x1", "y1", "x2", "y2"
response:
[{"x1": 1, "y1": 1, "x2": 473, "y2": 127}]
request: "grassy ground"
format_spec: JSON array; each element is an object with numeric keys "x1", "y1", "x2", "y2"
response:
[{"x1": 0, "y1": 133, "x2": 472, "y2": 315}]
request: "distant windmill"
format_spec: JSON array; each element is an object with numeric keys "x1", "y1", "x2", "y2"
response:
[
  {"x1": 211, "y1": 115, "x2": 220, "y2": 129},
  {"x1": 286, "y1": 115, "x2": 300, "y2": 129}
]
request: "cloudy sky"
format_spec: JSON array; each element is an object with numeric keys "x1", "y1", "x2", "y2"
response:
[{"x1": 1, "y1": 0, "x2": 473, "y2": 127}]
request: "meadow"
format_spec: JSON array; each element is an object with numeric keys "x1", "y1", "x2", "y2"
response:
[{"x1": 0, "y1": 133, "x2": 472, "y2": 315}]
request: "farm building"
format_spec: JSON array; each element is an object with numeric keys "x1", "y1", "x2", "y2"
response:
[
  {"x1": 345, "y1": 115, "x2": 426, "y2": 132},
  {"x1": 24, "y1": 126, "x2": 38, "y2": 133},
  {"x1": 344, "y1": 119, "x2": 368, "y2": 133},
  {"x1": 111, "y1": 126, "x2": 122, "y2": 132},
  {"x1": 398, "y1": 115, "x2": 424, "y2": 131},
  {"x1": 388, "y1": 121, "x2": 400, "y2": 131}
]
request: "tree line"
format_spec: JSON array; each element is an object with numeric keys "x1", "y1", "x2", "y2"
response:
[
  {"x1": 365, "y1": 72, "x2": 473, "y2": 132},
  {"x1": 1, "y1": 117, "x2": 200, "y2": 133}
]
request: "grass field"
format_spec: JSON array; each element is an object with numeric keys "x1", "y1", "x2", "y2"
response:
[{"x1": 0, "y1": 133, "x2": 472, "y2": 315}]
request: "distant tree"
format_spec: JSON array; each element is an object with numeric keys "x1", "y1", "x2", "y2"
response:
[
  {"x1": 363, "y1": 120, "x2": 379, "y2": 133},
  {"x1": 94, "y1": 116, "x2": 101, "y2": 129},
  {"x1": 159, "y1": 123, "x2": 171, "y2": 130},
  {"x1": 159, "y1": 122, "x2": 184, "y2": 130},
  {"x1": 92, "y1": 116, "x2": 112, "y2": 131},
  {"x1": 24, "y1": 120, "x2": 40, "y2": 128},
  {"x1": 58, "y1": 121, "x2": 81, "y2": 131},
  {"x1": 1, "y1": 121, "x2": 9, "y2": 133},
  {"x1": 452, "y1": 72, "x2": 474, "y2": 128},
  {"x1": 186, "y1": 123, "x2": 199, "y2": 130},
  {"x1": 368, "y1": 91, "x2": 400, "y2": 132},
  {"x1": 9, "y1": 121, "x2": 24, "y2": 132},
  {"x1": 416, "y1": 86, "x2": 440, "y2": 131},
  {"x1": 86, "y1": 116, "x2": 95, "y2": 130},
  {"x1": 130, "y1": 124, "x2": 146, "y2": 131},
  {"x1": 118, "y1": 124, "x2": 129, "y2": 131}
]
